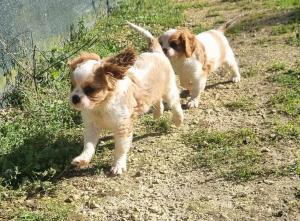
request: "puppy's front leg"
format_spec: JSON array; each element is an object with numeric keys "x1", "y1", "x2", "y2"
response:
[
  {"x1": 111, "y1": 121, "x2": 133, "y2": 175},
  {"x1": 187, "y1": 75, "x2": 207, "y2": 108},
  {"x1": 72, "y1": 124, "x2": 100, "y2": 169}
]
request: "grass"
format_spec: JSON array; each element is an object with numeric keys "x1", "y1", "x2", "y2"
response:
[
  {"x1": 140, "y1": 115, "x2": 172, "y2": 134},
  {"x1": 271, "y1": 24, "x2": 298, "y2": 35},
  {"x1": 265, "y1": 0, "x2": 300, "y2": 9},
  {"x1": 184, "y1": 128, "x2": 264, "y2": 181},
  {"x1": 13, "y1": 198, "x2": 74, "y2": 221},
  {"x1": 269, "y1": 64, "x2": 300, "y2": 117},
  {"x1": 224, "y1": 97, "x2": 253, "y2": 111},
  {"x1": 243, "y1": 67, "x2": 259, "y2": 78}
]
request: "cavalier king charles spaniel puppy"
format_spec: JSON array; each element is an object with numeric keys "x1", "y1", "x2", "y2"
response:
[
  {"x1": 156, "y1": 16, "x2": 241, "y2": 108},
  {"x1": 68, "y1": 37, "x2": 183, "y2": 174}
]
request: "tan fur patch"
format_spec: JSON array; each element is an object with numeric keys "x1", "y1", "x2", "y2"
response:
[
  {"x1": 194, "y1": 41, "x2": 210, "y2": 73},
  {"x1": 208, "y1": 31, "x2": 226, "y2": 63}
]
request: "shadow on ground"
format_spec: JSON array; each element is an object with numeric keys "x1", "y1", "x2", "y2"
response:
[
  {"x1": 0, "y1": 129, "x2": 165, "y2": 188},
  {"x1": 230, "y1": 8, "x2": 300, "y2": 33},
  {"x1": 0, "y1": 132, "x2": 82, "y2": 188},
  {"x1": 61, "y1": 131, "x2": 164, "y2": 179}
]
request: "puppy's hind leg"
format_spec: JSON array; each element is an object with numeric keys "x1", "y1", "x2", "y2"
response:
[
  {"x1": 225, "y1": 50, "x2": 240, "y2": 83},
  {"x1": 153, "y1": 99, "x2": 164, "y2": 119},
  {"x1": 163, "y1": 83, "x2": 183, "y2": 127}
]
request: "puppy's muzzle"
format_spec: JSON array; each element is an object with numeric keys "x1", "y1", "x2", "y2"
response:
[
  {"x1": 162, "y1": 48, "x2": 168, "y2": 55},
  {"x1": 72, "y1": 95, "x2": 81, "y2": 104}
]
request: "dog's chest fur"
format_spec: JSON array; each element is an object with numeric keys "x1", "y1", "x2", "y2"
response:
[{"x1": 170, "y1": 56, "x2": 202, "y2": 88}]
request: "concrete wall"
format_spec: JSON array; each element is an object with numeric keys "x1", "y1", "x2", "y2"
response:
[{"x1": 0, "y1": 0, "x2": 117, "y2": 90}]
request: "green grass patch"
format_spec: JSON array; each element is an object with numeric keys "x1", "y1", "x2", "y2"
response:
[
  {"x1": 271, "y1": 24, "x2": 297, "y2": 35},
  {"x1": 271, "y1": 89, "x2": 300, "y2": 116},
  {"x1": 269, "y1": 65, "x2": 300, "y2": 117},
  {"x1": 14, "y1": 198, "x2": 74, "y2": 221},
  {"x1": 184, "y1": 128, "x2": 264, "y2": 181},
  {"x1": 269, "y1": 62, "x2": 286, "y2": 72},
  {"x1": 243, "y1": 67, "x2": 259, "y2": 78},
  {"x1": 265, "y1": 0, "x2": 300, "y2": 9},
  {"x1": 140, "y1": 115, "x2": 172, "y2": 134},
  {"x1": 287, "y1": 31, "x2": 300, "y2": 46},
  {"x1": 224, "y1": 97, "x2": 253, "y2": 111},
  {"x1": 273, "y1": 118, "x2": 300, "y2": 141}
]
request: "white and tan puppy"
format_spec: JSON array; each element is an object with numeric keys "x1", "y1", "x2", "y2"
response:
[
  {"x1": 155, "y1": 17, "x2": 241, "y2": 108},
  {"x1": 68, "y1": 41, "x2": 183, "y2": 174}
]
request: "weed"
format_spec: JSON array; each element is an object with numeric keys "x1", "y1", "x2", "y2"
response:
[
  {"x1": 15, "y1": 198, "x2": 73, "y2": 221},
  {"x1": 274, "y1": 119, "x2": 300, "y2": 141},
  {"x1": 141, "y1": 115, "x2": 172, "y2": 134},
  {"x1": 269, "y1": 65, "x2": 300, "y2": 117},
  {"x1": 269, "y1": 62, "x2": 286, "y2": 72},
  {"x1": 224, "y1": 97, "x2": 253, "y2": 111},
  {"x1": 265, "y1": 0, "x2": 300, "y2": 9},
  {"x1": 206, "y1": 11, "x2": 220, "y2": 18},
  {"x1": 271, "y1": 90, "x2": 300, "y2": 116},
  {"x1": 184, "y1": 128, "x2": 263, "y2": 181},
  {"x1": 271, "y1": 24, "x2": 296, "y2": 35},
  {"x1": 287, "y1": 31, "x2": 300, "y2": 46},
  {"x1": 243, "y1": 67, "x2": 258, "y2": 78}
]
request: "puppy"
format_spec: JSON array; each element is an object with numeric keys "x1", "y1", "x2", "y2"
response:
[
  {"x1": 156, "y1": 16, "x2": 241, "y2": 108},
  {"x1": 68, "y1": 42, "x2": 183, "y2": 174}
]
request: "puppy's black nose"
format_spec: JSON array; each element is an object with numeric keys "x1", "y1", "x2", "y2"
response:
[
  {"x1": 72, "y1": 95, "x2": 80, "y2": 104},
  {"x1": 163, "y1": 48, "x2": 168, "y2": 54}
]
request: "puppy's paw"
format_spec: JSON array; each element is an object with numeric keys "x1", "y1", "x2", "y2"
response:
[
  {"x1": 172, "y1": 113, "x2": 183, "y2": 127},
  {"x1": 110, "y1": 162, "x2": 127, "y2": 175},
  {"x1": 71, "y1": 156, "x2": 90, "y2": 169},
  {"x1": 232, "y1": 76, "x2": 241, "y2": 83},
  {"x1": 186, "y1": 99, "x2": 199, "y2": 108}
]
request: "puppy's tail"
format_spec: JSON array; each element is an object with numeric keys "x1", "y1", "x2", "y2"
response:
[
  {"x1": 127, "y1": 21, "x2": 163, "y2": 53},
  {"x1": 217, "y1": 14, "x2": 243, "y2": 33}
]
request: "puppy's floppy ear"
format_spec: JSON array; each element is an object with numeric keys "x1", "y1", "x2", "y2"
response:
[
  {"x1": 103, "y1": 48, "x2": 137, "y2": 79},
  {"x1": 181, "y1": 30, "x2": 196, "y2": 58},
  {"x1": 68, "y1": 53, "x2": 101, "y2": 71}
]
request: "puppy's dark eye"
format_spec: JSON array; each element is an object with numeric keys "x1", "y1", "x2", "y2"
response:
[
  {"x1": 170, "y1": 41, "x2": 178, "y2": 49},
  {"x1": 83, "y1": 86, "x2": 96, "y2": 95}
]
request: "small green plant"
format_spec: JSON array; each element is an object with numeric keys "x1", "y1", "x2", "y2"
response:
[
  {"x1": 269, "y1": 62, "x2": 286, "y2": 72},
  {"x1": 274, "y1": 120, "x2": 300, "y2": 141},
  {"x1": 206, "y1": 11, "x2": 220, "y2": 18},
  {"x1": 266, "y1": 0, "x2": 300, "y2": 9},
  {"x1": 15, "y1": 198, "x2": 73, "y2": 221},
  {"x1": 270, "y1": 66, "x2": 300, "y2": 117},
  {"x1": 224, "y1": 97, "x2": 253, "y2": 111},
  {"x1": 184, "y1": 128, "x2": 263, "y2": 181},
  {"x1": 271, "y1": 24, "x2": 296, "y2": 35},
  {"x1": 243, "y1": 67, "x2": 258, "y2": 78},
  {"x1": 287, "y1": 31, "x2": 300, "y2": 46},
  {"x1": 141, "y1": 115, "x2": 172, "y2": 134}
]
